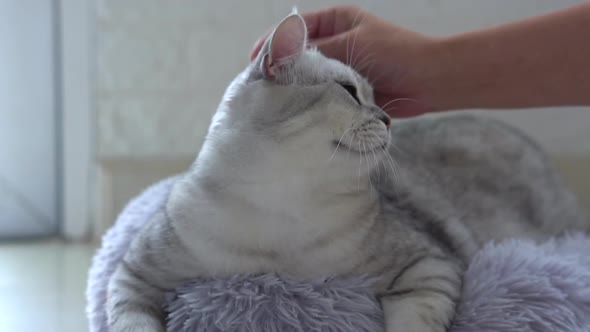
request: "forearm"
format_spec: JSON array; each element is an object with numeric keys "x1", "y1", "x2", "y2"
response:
[{"x1": 425, "y1": 2, "x2": 590, "y2": 111}]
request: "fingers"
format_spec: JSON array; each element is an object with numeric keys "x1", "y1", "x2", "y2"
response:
[
  {"x1": 303, "y1": 6, "x2": 363, "y2": 40},
  {"x1": 250, "y1": 6, "x2": 364, "y2": 61}
]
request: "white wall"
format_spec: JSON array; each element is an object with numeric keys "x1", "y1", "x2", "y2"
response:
[{"x1": 97, "y1": 0, "x2": 589, "y2": 160}]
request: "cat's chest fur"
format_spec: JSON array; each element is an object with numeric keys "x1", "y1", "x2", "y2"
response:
[{"x1": 167, "y1": 168, "x2": 380, "y2": 279}]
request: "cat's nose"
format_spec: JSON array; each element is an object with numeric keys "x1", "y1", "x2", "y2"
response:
[{"x1": 378, "y1": 114, "x2": 391, "y2": 128}]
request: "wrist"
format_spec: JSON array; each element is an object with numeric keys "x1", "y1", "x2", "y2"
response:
[{"x1": 416, "y1": 34, "x2": 477, "y2": 112}]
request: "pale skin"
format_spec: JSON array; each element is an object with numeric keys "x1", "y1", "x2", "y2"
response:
[{"x1": 251, "y1": 3, "x2": 590, "y2": 117}]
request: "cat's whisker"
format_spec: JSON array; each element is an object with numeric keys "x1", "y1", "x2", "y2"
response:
[
  {"x1": 368, "y1": 131, "x2": 401, "y2": 187},
  {"x1": 357, "y1": 136, "x2": 363, "y2": 190},
  {"x1": 367, "y1": 131, "x2": 386, "y2": 149},
  {"x1": 347, "y1": 131, "x2": 355, "y2": 161},
  {"x1": 361, "y1": 141, "x2": 367, "y2": 188},
  {"x1": 353, "y1": 44, "x2": 373, "y2": 64},
  {"x1": 329, "y1": 128, "x2": 353, "y2": 162},
  {"x1": 349, "y1": 31, "x2": 357, "y2": 67},
  {"x1": 352, "y1": 42, "x2": 374, "y2": 70},
  {"x1": 381, "y1": 150, "x2": 399, "y2": 186},
  {"x1": 355, "y1": 51, "x2": 376, "y2": 76},
  {"x1": 377, "y1": 138, "x2": 399, "y2": 180},
  {"x1": 370, "y1": 136, "x2": 392, "y2": 189},
  {"x1": 380, "y1": 98, "x2": 419, "y2": 112},
  {"x1": 365, "y1": 135, "x2": 383, "y2": 170},
  {"x1": 366, "y1": 127, "x2": 407, "y2": 158},
  {"x1": 385, "y1": 151, "x2": 401, "y2": 187},
  {"x1": 389, "y1": 142, "x2": 407, "y2": 157},
  {"x1": 365, "y1": 61, "x2": 378, "y2": 85},
  {"x1": 382, "y1": 107, "x2": 396, "y2": 115},
  {"x1": 367, "y1": 138, "x2": 381, "y2": 188},
  {"x1": 393, "y1": 97, "x2": 418, "y2": 103},
  {"x1": 382, "y1": 107, "x2": 399, "y2": 114},
  {"x1": 369, "y1": 69, "x2": 392, "y2": 87},
  {"x1": 363, "y1": 141, "x2": 373, "y2": 189},
  {"x1": 357, "y1": 57, "x2": 376, "y2": 75},
  {"x1": 383, "y1": 144, "x2": 405, "y2": 195},
  {"x1": 346, "y1": 9, "x2": 365, "y2": 66},
  {"x1": 349, "y1": 11, "x2": 367, "y2": 69}
]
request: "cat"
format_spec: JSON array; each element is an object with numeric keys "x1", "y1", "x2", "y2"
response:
[{"x1": 106, "y1": 12, "x2": 587, "y2": 332}]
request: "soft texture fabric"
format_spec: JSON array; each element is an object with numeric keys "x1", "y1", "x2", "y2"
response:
[{"x1": 86, "y1": 177, "x2": 590, "y2": 332}]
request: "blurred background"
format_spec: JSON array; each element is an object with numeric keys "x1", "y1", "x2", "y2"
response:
[{"x1": 1, "y1": 0, "x2": 588, "y2": 331}]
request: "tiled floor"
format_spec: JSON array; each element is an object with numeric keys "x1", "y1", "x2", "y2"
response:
[{"x1": 0, "y1": 239, "x2": 97, "y2": 332}]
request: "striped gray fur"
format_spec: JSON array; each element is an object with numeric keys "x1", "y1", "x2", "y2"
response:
[{"x1": 106, "y1": 13, "x2": 587, "y2": 332}]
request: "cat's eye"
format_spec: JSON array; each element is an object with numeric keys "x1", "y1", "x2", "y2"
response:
[{"x1": 339, "y1": 83, "x2": 361, "y2": 105}]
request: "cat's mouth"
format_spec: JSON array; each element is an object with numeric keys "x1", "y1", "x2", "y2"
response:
[{"x1": 331, "y1": 119, "x2": 391, "y2": 155}]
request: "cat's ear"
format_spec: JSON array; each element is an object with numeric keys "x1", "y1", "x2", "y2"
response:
[{"x1": 260, "y1": 13, "x2": 307, "y2": 80}]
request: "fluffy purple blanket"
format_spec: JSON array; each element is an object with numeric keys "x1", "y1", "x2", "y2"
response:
[{"x1": 86, "y1": 177, "x2": 590, "y2": 332}]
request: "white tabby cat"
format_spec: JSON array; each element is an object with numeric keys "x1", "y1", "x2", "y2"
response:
[{"x1": 106, "y1": 12, "x2": 586, "y2": 332}]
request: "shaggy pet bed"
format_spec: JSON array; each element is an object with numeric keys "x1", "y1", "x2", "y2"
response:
[{"x1": 86, "y1": 177, "x2": 590, "y2": 332}]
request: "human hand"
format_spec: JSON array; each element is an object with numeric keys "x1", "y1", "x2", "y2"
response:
[{"x1": 251, "y1": 6, "x2": 442, "y2": 117}]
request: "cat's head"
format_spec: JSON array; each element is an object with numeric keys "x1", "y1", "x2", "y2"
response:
[{"x1": 202, "y1": 12, "x2": 391, "y2": 180}]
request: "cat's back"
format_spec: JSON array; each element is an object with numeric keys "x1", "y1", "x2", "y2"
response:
[{"x1": 385, "y1": 114, "x2": 587, "y2": 245}]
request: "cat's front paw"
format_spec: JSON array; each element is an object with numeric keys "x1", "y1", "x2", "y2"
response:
[
  {"x1": 382, "y1": 293, "x2": 453, "y2": 332},
  {"x1": 386, "y1": 316, "x2": 446, "y2": 332},
  {"x1": 109, "y1": 312, "x2": 165, "y2": 332}
]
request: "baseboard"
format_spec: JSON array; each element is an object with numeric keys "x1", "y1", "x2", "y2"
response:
[
  {"x1": 92, "y1": 155, "x2": 590, "y2": 242},
  {"x1": 92, "y1": 157, "x2": 193, "y2": 242}
]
